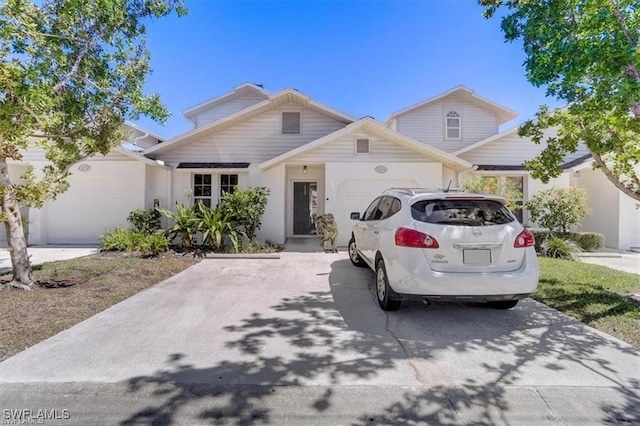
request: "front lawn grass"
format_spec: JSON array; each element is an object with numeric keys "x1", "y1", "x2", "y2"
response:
[
  {"x1": 0, "y1": 254, "x2": 198, "y2": 362},
  {"x1": 535, "y1": 258, "x2": 640, "y2": 347}
]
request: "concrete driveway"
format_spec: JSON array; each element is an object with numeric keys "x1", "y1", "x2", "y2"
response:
[{"x1": 1, "y1": 253, "x2": 639, "y2": 425}]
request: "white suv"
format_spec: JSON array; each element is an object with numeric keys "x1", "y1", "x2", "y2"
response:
[{"x1": 348, "y1": 188, "x2": 539, "y2": 311}]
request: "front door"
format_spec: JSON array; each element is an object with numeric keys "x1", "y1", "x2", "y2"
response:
[{"x1": 293, "y1": 182, "x2": 318, "y2": 235}]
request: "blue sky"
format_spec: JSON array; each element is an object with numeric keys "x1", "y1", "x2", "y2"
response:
[{"x1": 135, "y1": 0, "x2": 563, "y2": 139}]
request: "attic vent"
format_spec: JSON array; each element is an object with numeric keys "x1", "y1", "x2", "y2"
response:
[
  {"x1": 282, "y1": 112, "x2": 301, "y2": 134},
  {"x1": 356, "y1": 138, "x2": 370, "y2": 154}
]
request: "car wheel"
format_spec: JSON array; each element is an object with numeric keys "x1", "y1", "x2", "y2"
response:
[
  {"x1": 488, "y1": 300, "x2": 519, "y2": 309},
  {"x1": 375, "y1": 259, "x2": 401, "y2": 311},
  {"x1": 348, "y1": 238, "x2": 367, "y2": 267}
]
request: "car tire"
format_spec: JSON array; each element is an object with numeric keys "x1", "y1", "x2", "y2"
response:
[
  {"x1": 488, "y1": 300, "x2": 519, "y2": 309},
  {"x1": 375, "y1": 259, "x2": 401, "y2": 311},
  {"x1": 348, "y1": 238, "x2": 367, "y2": 267}
]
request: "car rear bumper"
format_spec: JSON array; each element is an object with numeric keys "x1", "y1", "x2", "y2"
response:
[{"x1": 385, "y1": 247, "x2": 540, "y2": 297}]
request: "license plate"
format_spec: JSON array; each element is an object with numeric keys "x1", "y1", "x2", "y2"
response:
[{"x1": 463, "y1": 249, "x2": 491, "y2": 265}]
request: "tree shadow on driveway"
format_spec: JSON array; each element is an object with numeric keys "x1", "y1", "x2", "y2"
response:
[{"x1": 119, "y1": 258, "x2": 640, "y2": 425}]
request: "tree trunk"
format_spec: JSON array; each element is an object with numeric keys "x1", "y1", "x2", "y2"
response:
[{"x1": 0, "y1": 157, "x2": 33, "y2": 290}]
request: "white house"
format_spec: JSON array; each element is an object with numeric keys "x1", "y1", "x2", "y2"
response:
[{"x1": 4, "y1": 83, "x2": 638, "y2": 250}]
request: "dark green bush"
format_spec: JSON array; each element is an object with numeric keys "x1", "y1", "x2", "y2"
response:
[
  {"x1": 127, "y1": 209, "x2": 161, "y2": 234},
  {"x1": 559, "y1": 232, "x2": 605, "y2": 251},
  {"x1": 218, "y1": 187, "x2": 270, "y2": 240},
  {"x1": 528, "y1": 228, "x2": 550, "y2": 253},
  {"x1": 545, "y1": 236, "x2": 582, "y2": 260},
  {"x1": 314, "y1": 213, "x2": 338, "y2": 252},
  {"x1": 528, "y1": 228, "x2": 605, "y2": 252}
]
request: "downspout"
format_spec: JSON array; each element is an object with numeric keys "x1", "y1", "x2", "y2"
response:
[{"x1": 133, "y1": 130, "x2": 149, "y2": 149}]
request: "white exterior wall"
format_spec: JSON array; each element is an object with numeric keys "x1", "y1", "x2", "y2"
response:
[
  {"x1": 194, "y1": 92, "x2": 268, "y2": 127},
  {"x1": 460, "y1": 130, "x2": 591, "y2": 166},
  {"x1": 618, "y1": 191, "x2": 640, "y2": 250},
  {"x1": 40, "y1": 160, "x2": 146, "y2": 244},
  {"x1": 325, "y1": 162, "x2": 443, "y2": 246},
  {"x1": 157, "y1": 104, "x2": 347, "y2": 165},
  {"x1": 249, "y1": 164, "x2": 286, "y2": 243},
  {"x1": 294, "y1": 131, "x2": 430, "y2": 163},
  {"x1": 395, "y1": 99, "x2": 498, "y2": 153},
  {"x1": 145, "y1": 166, "x2": 170, "y2": 210},
  {"x1": 573, "y1": 167, "x2": 640, "y2": 250}
]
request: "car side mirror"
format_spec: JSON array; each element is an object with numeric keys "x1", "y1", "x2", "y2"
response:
[{"x1": 350, "y1": 212, "x2": 361, "y2": 220}]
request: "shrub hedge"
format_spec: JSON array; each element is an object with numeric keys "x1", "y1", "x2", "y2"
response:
[{"x1": 528, "y1": 228, "x2": 605, "y2": 252}]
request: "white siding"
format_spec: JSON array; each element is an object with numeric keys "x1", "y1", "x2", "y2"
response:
[
  {"x1": 396, "y1": 99, "x2": 499, "y2": 152},
  {"x1": 43, "y1": 161, "x2": 146, "y2": 244},
  {"x1": 19, "y1": 144, "x2": 136, "y2": 163},
  {"x1": 194, "y1": 92, "x2": 268, "y2": 127},
  {"x1": 459, "y1": 130, "x2": 591, "y2": 166},
  {"x1": 157, "y1": 104, "x2": 347, "y2": 164},
  {"x1": 293, "y1": 131, "x2": 424, "y2": 163}
]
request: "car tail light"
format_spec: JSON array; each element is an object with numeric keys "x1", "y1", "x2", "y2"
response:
[
  {"x1": 395, "y1": 227, "x2": 440, "y2": 249},
  {"x1": 514, "y1": 229, "x2": 535, "y2": 248}
]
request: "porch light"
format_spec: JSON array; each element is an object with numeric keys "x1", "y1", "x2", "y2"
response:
[{"x1": 302, "y1": 165, "x2": 308, "y2": 174}]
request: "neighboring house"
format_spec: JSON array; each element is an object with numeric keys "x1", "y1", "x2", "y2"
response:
[{"x1": 3, "y1": 83, "x2": 638, "y2": 250}]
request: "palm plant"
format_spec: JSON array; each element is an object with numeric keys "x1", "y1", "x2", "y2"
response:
[
  {"x1": 158, "y1": 203, "x2": 200, "y2": 248},
  {"x1": 197, "y1": 205, "x2": 241, "y2": 252}
]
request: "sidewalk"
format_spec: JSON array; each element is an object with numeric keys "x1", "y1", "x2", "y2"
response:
[
  {"x1": 576, "y1": 248, "x2": 640, "y2": 275},
  {"x1": 0, "y1": 246, "x2": 97, "y2": 274}
]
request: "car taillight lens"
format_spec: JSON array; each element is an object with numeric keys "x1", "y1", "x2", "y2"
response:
[
  {"x1": 514, "y1": 229, "x2": 535, "y2": 248},
  {"x1": 395, "y1": 227, "x2": 440, "y2": 249}
]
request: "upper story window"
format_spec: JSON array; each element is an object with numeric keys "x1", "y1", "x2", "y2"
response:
[
  {"x1": 282, "y1": 112, "x2": 301, "y2": 134},
  {"x1": 446, "y1": 111, "x2": 461, "y2": 139},
  {"x1": 193, "y1": 174, "x2": 212, "y2": 208},
  {"x1": 355, "y1": 138, "x2": 370, "y2": 154}
]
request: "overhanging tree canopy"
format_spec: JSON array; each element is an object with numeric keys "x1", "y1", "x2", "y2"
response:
[
  {"x1": 480, "y1": 0, "x2": 640, "y2": 201},
  {"x1": 0, "y1": 0, "x2": 186, "y2": 289}
]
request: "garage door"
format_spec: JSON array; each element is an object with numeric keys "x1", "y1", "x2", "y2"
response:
[
  {"x1": 334, "y1": 179, "x2": 419, "y2": 246},
  {"x1": 46, "y1": 165, "x2": 143, "y2": 244}
]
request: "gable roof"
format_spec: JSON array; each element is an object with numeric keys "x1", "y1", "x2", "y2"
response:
[
  {"x1": 259, "y1": 117, "x2": 473, "y2": 171},
  {"x1": 144, "y1": 88, "x2": 357, "y2": 156},
  {"x1": 182, "y1": 83, "x2": 270, "y2": 123},
  {"x1": 452, "y1": 125, "x2": 520, "y2": 156},
  {"x1": 386, "y1": 85, "x2": 518, "y2": 126}
]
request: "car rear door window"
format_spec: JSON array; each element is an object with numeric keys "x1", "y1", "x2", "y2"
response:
[
  {"x1": 363, "y1": 197, "x2": 382, "y2": 221},
  {"x1": 411, "y1": 199, "x2": 515, "y2": 226}
]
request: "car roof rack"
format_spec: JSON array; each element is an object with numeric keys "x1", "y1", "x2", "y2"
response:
[{"x1": 385, "y1": 187, "x2": 463, "y2": 196}]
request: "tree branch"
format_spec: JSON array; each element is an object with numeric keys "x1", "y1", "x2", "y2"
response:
[
  {"x1": 53, "y1": 41, "x2": 92, "y2": 93},
  {"x1": 608, "y1": 0, "x2": 637, "y2": 47},
  {"x1": 592, "y1": 152, "x2": 640, "y2": 199}
]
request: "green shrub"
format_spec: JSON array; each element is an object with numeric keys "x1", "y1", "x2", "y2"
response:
[
  {"x1": 197, "y1": 205, "x2": 240, "y2": 252},
  {"x1": 218, "y1": 187, "x2": 270, "y2": 240},
  {"x1": 525, "y1": 186, "x2": 592, "y2": 233},
  {"x1": 100, "y1": 228, "x2": 168, "y2": 256},
  {"x1": 314, "y1": 213, "x2": 338, "y2": 252},
  {"x1": 127, "y1": 209, "x2": 161, "y2": 234},
  {"x1": 158, "y1": 203, "x2": 200, "y2": 248},
  {"x1": 100, "y1": 227, "x2": 140, "y2": 251},
  {"x1": 559, "y1": 232, "x2": 605, "y2": 251},
  {"x1": 544, "y1": 236, "x2": 582, "y2": 260},
  {"x1": 528, "y1": 228, "x2": 550, "y2": 253},
  {"x1": 138, "y1": 231, "x2": 169, "y2": 256}
]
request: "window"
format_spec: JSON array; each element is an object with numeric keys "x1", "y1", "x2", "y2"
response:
[
  {"x1": 282, "y1": 112, "x2": 301, "y2": 134},
  {"x1": 374, "y1": 196, "x2": 402, "y2": 220},
  {"x1": 193, "y1": 174, "x2": 212, "y2": 207},
  {"x1": 355, "y1": 138, "x2": 370, "y2": 154},
  {"x1": 220, "y1": 174, "x2": 238, "y2": 196},
  {"x1": 363, "y1": 197, "x2": 382, "y2": 221},
  {"x1": 446, "y1": 111, "x2": 461, "y2": 139},
  {"x1": 506, "y1": 176, "x2": 525, "y2": 223},
  {"x1": 411, "y1": 199, "x2": 516, "y2": 226}
]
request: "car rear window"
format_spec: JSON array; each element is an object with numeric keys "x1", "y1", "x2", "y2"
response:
[{"x1": 411, "y1": 199, "x2": 515, "y2": 226}]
